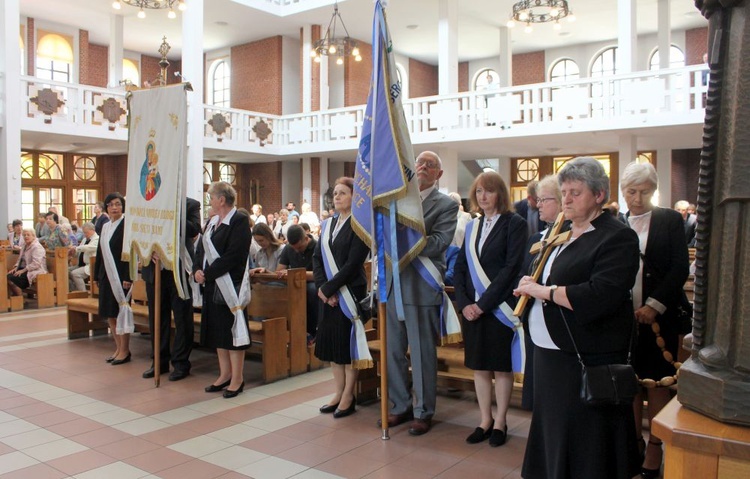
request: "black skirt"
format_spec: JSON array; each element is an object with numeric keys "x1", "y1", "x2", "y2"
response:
[
  {"x1": 633, "y1": 317, "x2": 679, "y2": 381},
  {"x1": 462, "y1": 311, "x2": 514, "y2": 372},
  {"x1": 314, "y1": 302, "x2": 353, "y2": 365},
  {"x1": 199, "y1": 282, "x2": 251, "y2": 351},
  {"x1": 98, "y1": 276, "x2": 121, "y2": 319},
  {"x1": 522, "y1": 346, "x2": 641, "y2": 479},
  {"x1": 7, "y1": 272, "x2": 30, "y2": 290}
]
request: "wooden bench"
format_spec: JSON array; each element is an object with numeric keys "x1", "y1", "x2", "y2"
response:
[
  {"x1": 0, "y1": 248, "x2": 20, "y2": 312},
  {"x1": 22, "y1": 247, "x2": 69, "y2": 309}
]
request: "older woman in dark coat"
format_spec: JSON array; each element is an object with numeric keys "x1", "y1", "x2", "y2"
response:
[
  {"x1": 621, "y1": 161, "x2": 689, "y2": 478},
  {"x1": 514, "y1": 157, "x2": 641, "y2": 479},
  {"x1": 194, "y1": 181, "x2": 251, "y2": 398}
]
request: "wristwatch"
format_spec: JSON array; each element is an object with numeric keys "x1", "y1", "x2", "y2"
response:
[{"x1": 549, "y1": 285, "x2": 558, "y2": 303}]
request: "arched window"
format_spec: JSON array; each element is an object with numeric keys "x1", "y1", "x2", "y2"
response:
[
  {"x1": 549, "y1": 58, "x2": 579, "y2": 82},
  {"x1": 474, "y1": 68, "x2": 500, "y2": 91},
  {"x1": 36, "y1": 32, "x2": 73, "y2": 82},
  {"x1": 123, "y1": 58, "x2": 140, "y2": 86},
  {"x1": 219, "y1": 163, "x2": 236, "y2": 184},
  {"x1": 209, "y1": 59, "x2": 230, "y2": 107},
  {"x1": 590, "y1": 47, "x2": 618, "y2": 78},
  {"x1": 649, "y1": 45, "x2": 685, "y2": 70}
]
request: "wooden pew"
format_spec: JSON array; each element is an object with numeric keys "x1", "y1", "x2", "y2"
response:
[
  {"x1": 247, "y1": 268, "x2": 310, "y2": 377},
  {"x1": 0, "y1": 248, "x2": 11, "y2": 312},
  {"x1": 22, "y1": 247, "x2": 68, "y2": 308}
]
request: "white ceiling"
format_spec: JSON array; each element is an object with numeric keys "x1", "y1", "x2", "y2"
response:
[{"x1": 20, "y1": 0, "x2": 707, "y2": 64}]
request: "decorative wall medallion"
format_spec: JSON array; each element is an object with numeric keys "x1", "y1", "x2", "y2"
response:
[
  {"x1": 208, "y1": 113, "x2": 230, "y2": 142},
  {"x1": 30, "y1": 88, "x2": 65, "y2": 124},
  {"x1": 97, "y1": 97, "x2": 127, "y2": 131},
  {"x1": 253, "y1": 119, "x2": 272, "y2": 146}
]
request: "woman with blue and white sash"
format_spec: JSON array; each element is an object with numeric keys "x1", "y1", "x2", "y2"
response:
[
  {"x1": 454, "y1": 171, "x2": 528, "y2": 447},
  {"x1": 194, "y1": 182, "x2": 252, "y2": 398},
  {"x1": 94, "y1": 192, "x2": 133, "y2": 365},
  {"x1": 313, "y1": 177, "x2": 370, "y2": 419}
]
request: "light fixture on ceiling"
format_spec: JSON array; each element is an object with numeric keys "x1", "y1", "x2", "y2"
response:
[
  {"x1": 506, "y1": 0, "x2": 575, "y2": 31},
  {"x1": 310, "y1": 1, "x2": 361, "y2": 65},
  {"x1": 111, "y1": 0, "x2": 186, "y2": 20}
]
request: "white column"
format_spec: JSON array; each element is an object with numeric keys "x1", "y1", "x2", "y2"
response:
[
  {"x1": 302, "y1": 25, "x2": 312, "y2": 113},
  {"x1": 301, "y1": 158, "x2": 312, "y2": 205},
  {"x1": 498, "y1": 26, "x2": 512, "y2": 87},
  {"x1": 657, "y1": 0, "x2": 671, "y2": 70},
  {"x1": 437, "y1": 147, "x2": 458, "y2": 194},
  {"x1": 618, "y1": 134, "x2": 638, "y2": 208},
  {"x1": 319, "y1": 158, "x2": 329, "y2": 213},
  {"x1": 656, "y1": 148, "x2": 672, "y2": 207},
  {"x1": 182, "y1": 0, "x2": 204, "y2": 203},
  {"x1": 438, "y1": 0, "x2": 458, "y2": 95},
  {"x1": 108, "y1": 14, "x2": 124, "y2": 87},
  {"x1": 0, "y1": 0, "x2": 21, "y2": 228},
  {"x1": 319, "y1": 55, "x2": 329, "y2": 110},
  {"x1": 617, "y1": 0, "x2": 637, "y2": 74}
]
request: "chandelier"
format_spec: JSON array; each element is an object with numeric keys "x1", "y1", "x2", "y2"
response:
[
  {"x1": 112, "y1": 0, "x2": 186, "y2": 19},
  {"x1": 310, "y1": 2, "x2": 361, "y2": 66},
  {"x1": 506, "y1": 0, "x2": 576, "y2": 33}
]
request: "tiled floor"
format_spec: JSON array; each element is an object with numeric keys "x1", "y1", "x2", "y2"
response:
[{"x1": 0, "y1": 308, "x2": 531, "y2": 478}]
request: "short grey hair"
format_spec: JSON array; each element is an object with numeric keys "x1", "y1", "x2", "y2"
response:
[
  {"x1": 82, "y1": 222, "x2": 95, "y2": 232},
  {"x1": 537, "y1": 175, "x2": 561, "y2": 204},
  {"x1": 620, "y1": 161, "x2": 658, "y2": 191},
  {"x1": 557, "y1": 157, "x2": 610, "y2": 204},
  {"x1": 417, "y1": 151, "x2": 443, "y2": 170},
  {"x1": 207, "y1": 181, "x2": 237, "y2": 206},
  {"x1": 447, "y1": 192, "x2": 462, "y2": 206}
]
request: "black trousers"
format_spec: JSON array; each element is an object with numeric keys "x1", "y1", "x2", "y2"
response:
[{"x1": 146, "y1": 271, "x2": 194, "y2": 372}]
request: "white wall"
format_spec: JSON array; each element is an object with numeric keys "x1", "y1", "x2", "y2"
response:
[
  {"x1": 328, "y1": 61, "x2": 345, "y2": 109},
  {"x1": 281, "y1": 160, "x2": 301, "y2": 210},
  {"x1": 282, "y1": 36, "x2": 301, "y2": 115}
]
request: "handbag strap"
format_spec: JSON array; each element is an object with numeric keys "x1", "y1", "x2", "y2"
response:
[{"x1": 557, "y1": 302, "x2": 635, "y2": 369}]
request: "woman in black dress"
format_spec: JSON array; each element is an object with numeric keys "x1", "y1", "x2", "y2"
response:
[
  {"x1": 514, "y1": 157, "x2": 641, "y2": 479},
  {"x1": 621, "y1": 161, "x2": 689, "y2": 478},
  {"x1": 454, "y1": 171, "x2": 527, "y2": 447},
  {"x1": 94, "y1": 192, "x2": 132, "y2": 365},
  {"x1": 194, "y1": 181, "x2": 251, "y2": 398},
  {"x1": 313, "y1": 177, "x2": 370, "y2": 418}
]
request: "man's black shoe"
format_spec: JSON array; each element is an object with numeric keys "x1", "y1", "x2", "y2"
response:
[
  {"x1": 142, "y1": 364, "x2": 169, "y2": 379},
  {"x1": 169, "y1": 370, "x2": 190, "y2": 382}
]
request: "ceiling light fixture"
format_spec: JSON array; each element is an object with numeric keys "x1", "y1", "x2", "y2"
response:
[
  {"x1": 310, "y1": 1, "x2": 362, "y2": 65},
  {"x1": 506, "y1": 0, "x2": 575, "y2": 28},
  {"x1": 111, "y1": 0, "x2": 186, "y2": 20}
]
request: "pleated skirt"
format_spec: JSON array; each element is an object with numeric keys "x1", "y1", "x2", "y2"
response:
[{"x1": 522, "y1": 346, "x2": 641, "y2": 479}]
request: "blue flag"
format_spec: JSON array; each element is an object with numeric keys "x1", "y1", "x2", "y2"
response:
[{"x1": 351, "y1": 0, "x2": 426, "y2": 305}]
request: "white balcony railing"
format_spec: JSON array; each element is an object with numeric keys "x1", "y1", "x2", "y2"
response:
[{"x1": 17, "y1": 65, "x2": 708, "y2": 154}]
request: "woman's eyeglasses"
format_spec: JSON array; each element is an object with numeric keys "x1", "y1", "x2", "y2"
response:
[{"x1": 536, "y1": 197, "x2": 556, "y2": 205}]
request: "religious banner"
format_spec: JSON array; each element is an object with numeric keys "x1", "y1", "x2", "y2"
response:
[{"x1": 123, "y1": 84, "x2": 188, "y2": 298}]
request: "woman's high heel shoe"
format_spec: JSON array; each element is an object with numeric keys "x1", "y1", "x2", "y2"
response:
[
  {"x1": 205, "y1": 380, "x2": 231, "y2": 393},
  {"x1": 319, "y1": 402, "x2": 340, "y2": 414},
  {"x1": 333, "y1": 396, "x2": 356, "y2": 418},
  {"x1": 641, "y1": 439, "x2": 663, "y2": 479},
  {"x1": 223, "y1": 381, "x2": 245, "y2": 398},
  {"x1": 110, "y1": 353, "x2": 131, "y2": 365}
]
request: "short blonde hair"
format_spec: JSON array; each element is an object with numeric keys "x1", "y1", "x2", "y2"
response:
[
  {"x1": 537, "y1": 175, "x2": 561, "y2": 204},
  {"x1": 207, "y1": 181, "x2": 237, "y2": 206}
]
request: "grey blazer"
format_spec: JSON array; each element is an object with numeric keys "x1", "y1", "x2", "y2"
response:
[{"x1": 389, "y1": 188, "x2": 459, "y2": 306}]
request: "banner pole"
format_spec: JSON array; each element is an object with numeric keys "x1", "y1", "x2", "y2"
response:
[
  {"x1": 154, "y1": 257, "x2": 162, "y2": 388},
  {"x1": 379, "y1": 299, "x2": 389, "y2": 440}
]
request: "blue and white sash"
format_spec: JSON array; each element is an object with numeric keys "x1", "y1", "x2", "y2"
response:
[
  {"x1": 464, "y1": 218, "x2": 526, "y2": 373},
  {"x1": 203, "y1": 215, "x2": 251, "y2": 347},
  {"x1": 320, "y1": 218, "x2": 373, "y2": 369},
  {"x1": 411, "y1": 258, "x2": 463, "y2": 346}
]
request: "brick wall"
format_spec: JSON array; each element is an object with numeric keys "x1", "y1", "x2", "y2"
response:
[
  {"x1": 311, "y1": 157, "x2": 320, "y2": 215},
  {"x1": 671, "y1": 149, "x2": 700, "y2": 204},
  {"x1": 409, "y1": 58, "x2": 439, "y2": 98},
  {"x1": 27, "y1": 18, "x2": 35, "y2": 75},
  {"x1": 79, "y1": 30, "x2": 90, "y2": 85},
  {"x1": 459, "y1": 61, "x2": 469, "y2": 92},
  {"x1": 513, "y1": 51, "x2": 545, "y2": 86},
  {"x1": 231, "y1": 37, "x2": 283, "y2": 114},
  {"x1": 344, "y1": 41, "x2": 372, "y2": 107},
  {"x1": 301, "y1": 26, "x2": 322, "y2": 112},
  {"x1": 87, "y1": 45, "x2": 109, "y2": 87},
  {"x1": 140, "y1": 55, "x2": 182, "y2": 87},
  {"x1": 246, "y1": 162, "x2": 283, "y2": 212},
  {"x1": 685, "y1": 27, "x2": 708, "y2": 65}
]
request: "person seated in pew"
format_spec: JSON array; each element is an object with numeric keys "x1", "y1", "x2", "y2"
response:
[
  {"x1": 68, "y1": 222, "x2": 99, "y2": 292},
  {"x1": 249, "y1": 222, "x2": 285, "y2": 275},
  {"x1": 276, "y1": 224, "x2": 319, "y2": 344},
  {"x1": 8, "y1": 220, "x2": 23, "y2": 252},
  {"x1": 41, "y1": 212, "x2": 70, "y2": 250},
  {"x1": 7, "y1": 229, "x2": 48, "y2": 297}
]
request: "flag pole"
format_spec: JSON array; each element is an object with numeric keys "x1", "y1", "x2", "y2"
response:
[{"x1": 154, "y1": 257, "x2": 162, "y2": 387}]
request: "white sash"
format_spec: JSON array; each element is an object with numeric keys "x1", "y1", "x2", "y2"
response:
[
  {"x1": 100, "y1": 220, "x2": 134, "y2": 335},
  {"x1": 320, "y1": 218, "x2": 373, "y2": 369},
  {"x1": 412, "y1": 256, "x2": 463, "y2": 345},
  {"x1": 202, "y1": 217, "x2": 251, "y2": 347}
]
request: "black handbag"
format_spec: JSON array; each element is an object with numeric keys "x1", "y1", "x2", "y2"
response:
[
  {"x1": 212, "y1": 280, "x2": 242, "y2": 306},
  {"x1": 357, "y1": 293, "x2": 372, "y2": 321},
  {"x1": 559, "y1": 305, "x2": 638, "y2": 407}
]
